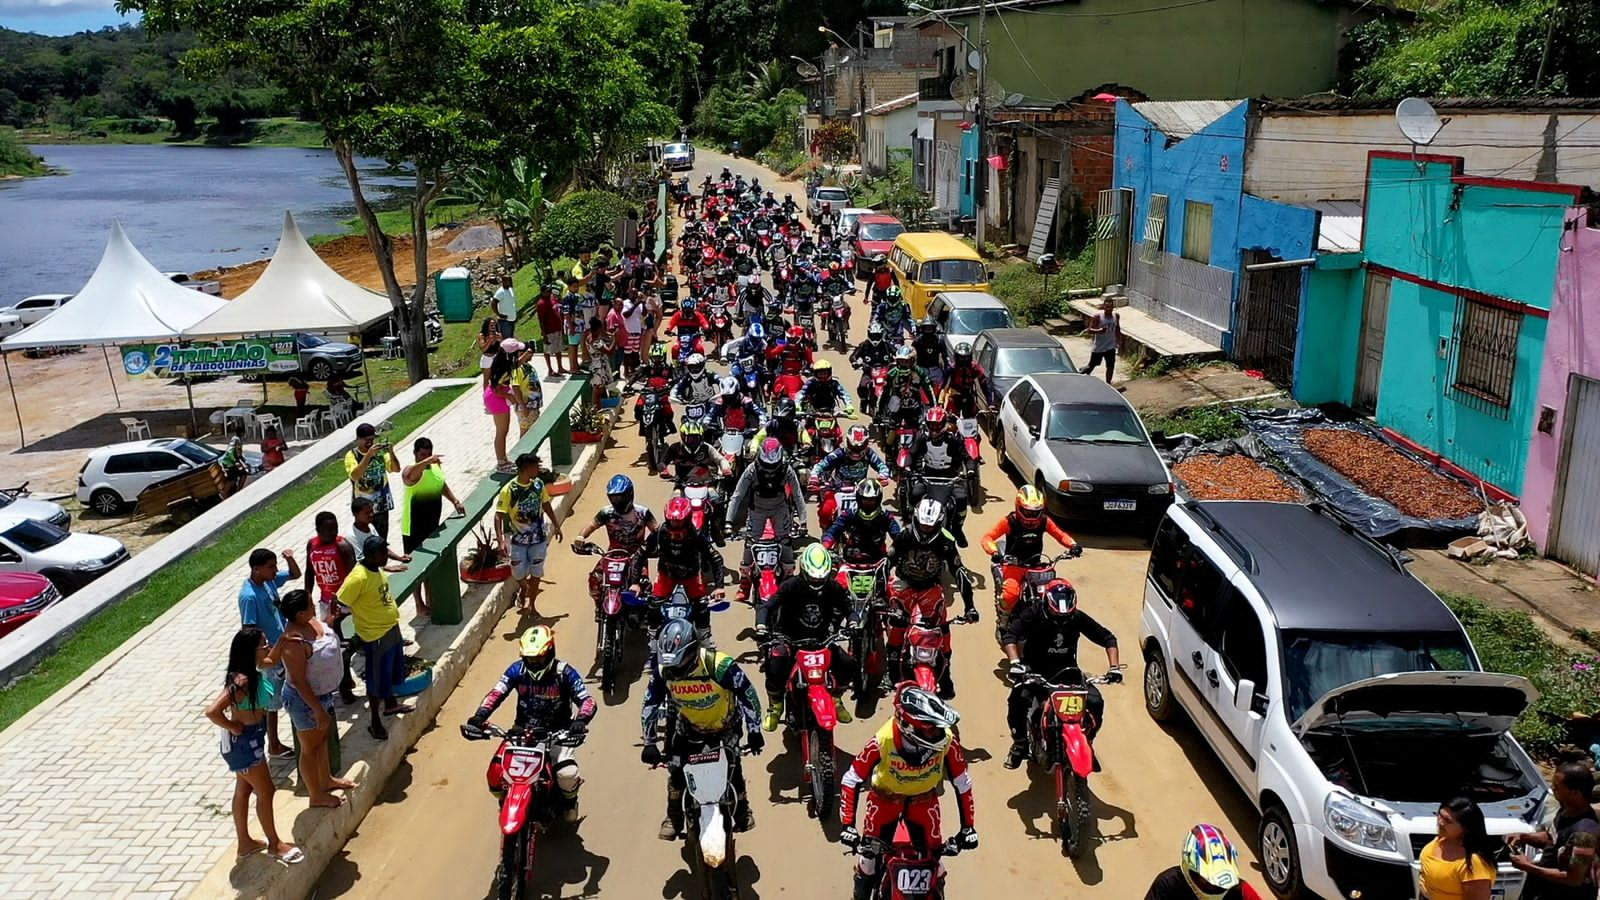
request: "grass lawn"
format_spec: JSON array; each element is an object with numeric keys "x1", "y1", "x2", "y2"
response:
[
  {"x1": 989, "y1": 249, "x2": 1096, "y2": 324},
  {"x1": 308, "y1": 202, "x2": 479, "y2": 245},
  {"x1": 0, "y1": 385, "x2": 468, "y2": 732},
  {"x1": 15, "y1": 117, "x2": 328, "y2": 150}
]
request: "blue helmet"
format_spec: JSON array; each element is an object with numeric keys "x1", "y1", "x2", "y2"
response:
[
  {"x1": 682, "y1": 298, "x2": 696, "y2": 311},
  {"x1": 605, "y1": 474, "x2": 634, "y2": 511},
  {"x1": 749, "y1": 323, "x2": 766, "y2": 341}
]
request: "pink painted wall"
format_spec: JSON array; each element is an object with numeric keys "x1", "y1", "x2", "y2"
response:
[{"x1": 1525, "y1": 205, "x2": 1600, "y2": 548}]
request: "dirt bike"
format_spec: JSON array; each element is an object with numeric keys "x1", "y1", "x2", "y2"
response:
[
  {"x1": 990, "y1": 548, "x2": 1081, "y2": 645},
  {"x1": 1014, "y1": 667, "x2": 1117, "y2": 858},
  {"x1": 838, "y1": 556, "x2": 890, "y2": 701},
  {"x1": 900, "y1": 475, "x2": 967, "y2": 543},
  {"x1": 675, "y1": 734, "x2": 754, "y2": 900},
  {"x1": 652, "y1": 582, "x2": 732, "y2": 646},
  {"x1": 813, "y1": 477, "x2": 859, "y2": 534},
  {"x1": 573, "y1": 541, "x2": 647, "y2": 693},
  {"x1": 853, "y1": 825, "x2": 967, "y2": 900},
  {"x1": 460, "y1": 723, "x2": 586, "y2": 900},
  {"x1": 890, "y1": 600, "x2": 975, "y2": 698},
  {"x1": 889, "y1": 423, "x2": 919, "y2": 477},
  {"x1": 745, "y1": 524, "x2": 792, "y2": 608},
  {"x1": 808, "y1": 412, "x2": 844, "y2": 462},
  {"x1": 628, "y1": 382, "x2": 674, "y2": 474},
  {"x1": 825, "y1": 293, "x2": 852, "y2": 350},
  {"x1": 762, "y1": 631, "x2": 850, "y2": 825}
]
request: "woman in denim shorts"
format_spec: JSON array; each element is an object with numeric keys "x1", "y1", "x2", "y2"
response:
[
  {"x1": 275, "y1": 590, "x2": 355, "y2": 809},
  {"x1": 206, "y1": 627, "x2": 303, "y2": 864}
]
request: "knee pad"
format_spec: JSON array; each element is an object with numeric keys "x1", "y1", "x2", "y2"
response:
[
  {"x1": 554, "y1": 760, "x2": 581, "y2": 794},
  {"x1": 856, "y1": 854, "x2": 878, "y2": 876}
]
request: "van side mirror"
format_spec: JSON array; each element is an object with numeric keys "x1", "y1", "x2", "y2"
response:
[{"x1": 1235, "y1": 680, "x2": 1256, "y2": 712}]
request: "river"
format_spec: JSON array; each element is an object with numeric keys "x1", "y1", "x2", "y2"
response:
[{"x1": 0, "y1": 144, "x2": 409, "y2": 303}]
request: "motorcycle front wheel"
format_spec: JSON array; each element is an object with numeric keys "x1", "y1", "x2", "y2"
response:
[
  {"x1": 806, "y1": 728, "x2": 835, "y2": 830},
  {"x1": 497, "y1": 826, "x2": 533, "y2": 900},
  {"x1": 1056, "y1": 765, "x2": 1093, "y2": 858},
  {"x1": 600, "y1": 616, "x2": 623, "y2": 693}
]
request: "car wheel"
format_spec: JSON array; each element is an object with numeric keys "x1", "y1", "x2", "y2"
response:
[
  {"x1": 993, "y1": 426, "x2": 1012, "y2": 475},
  {"x1": 308, "y1": 359, "x2": 334, "y2": 381},
  {"x1": 1259, "y1": 804, "x2": 1306, "y2": 900},
  {"x1": 89, "y1": 489, "x2": 124, "y2": 516},
  {"x1": 1143, "y1": 644, "x2": 1175, "y2": 722}
]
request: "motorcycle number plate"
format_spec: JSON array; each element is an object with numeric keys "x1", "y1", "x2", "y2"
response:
[
  {"x1": 797, "y1": 649, "x2": 829, "y2": 668},
  {"x1": 687, "y1": 404, "x2": 706, "y2": 419},
  {"x1": 1025, "y1": 569, "x2": 1057, "y2": 587},
  {"x1": 606, "y1": 560, "x2": 629, "y2": 575},
  {"x1": 958, "y1": 418, "x2": 979, "y2": 437},
  {"x1": 1051, "y1": 691, "x2": 1086, "y2": 718},
  {"x1": 503, "y1": 748, "x2": 545, "y2": 780},
  {"x1": 687, "y1": 748, "x2": 721, "y2": 765},
  {"x1": 849, "y1": 573, "x2": 877, "y2": 595},
  {"x1": 816, "y1": 418, "x2": 835, "y2": 430},
  {"x1": 755, "y1": 547, "x2": 780, "y2": 569},
  {"x1": 679, "y1": 335, "x2": 694, "y2": 345},
  {"x1": 665, "y1": 605, "x2": 690, "y2": 620},
  {"x1": 894, "y1": 866, "x2": 936, "y2": 895},
  {"x1": 839, "y1": 495, "x2": 858, "y2": 516},
  {"x1": 912, "y1": 646, "x2": 937, "y2": 663}
]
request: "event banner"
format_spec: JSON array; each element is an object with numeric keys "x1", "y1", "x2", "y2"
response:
[{"x1": 121, "y1": 337, "x2": 299, "y2": 377}]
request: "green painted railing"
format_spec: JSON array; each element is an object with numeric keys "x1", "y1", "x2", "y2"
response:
[{"x1": 388, "y1": 373, "x2": 591, "y2": 625}]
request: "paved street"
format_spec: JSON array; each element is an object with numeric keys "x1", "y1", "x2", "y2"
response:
[{"x1": 318, "y1": 151, "x2": 1264, "y2": 898}]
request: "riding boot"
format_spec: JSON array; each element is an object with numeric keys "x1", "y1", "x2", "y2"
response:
[
  {"x1": 852, "y1": 871, "x2": 877, "y2": 900},
  {"x1": 938, "y1": 670, "x2": 956, "y2": 700},
  {"x1": 1004, "y1": 738, "x2": 1029, "y2": 770},
  {"x1": 660, "y1": 787, "x2": 684, "y2": 840}
]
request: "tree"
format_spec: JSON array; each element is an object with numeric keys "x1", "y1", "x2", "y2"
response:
[{"x1": 812, "y1": 119, "x2": 855, "y2": 163}]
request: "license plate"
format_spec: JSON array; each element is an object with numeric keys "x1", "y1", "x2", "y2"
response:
[{"x1": 1103, "y1": 499, "x2": 1137, "y2": 511}]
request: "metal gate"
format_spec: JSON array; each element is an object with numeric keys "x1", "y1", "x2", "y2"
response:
[
  {"x1": 1549, "y1": 375, "x2": 1600, "y2": 575},
  {"x1": 1354, "y1": 272, "x2": 1391, "y2": 413},
  {"x1": 1234, "y1": 251, "x2": 1304, "y2": 385},
  {"x1": 1093, "y1": 188, "x2": 1132, "y2": 288}
]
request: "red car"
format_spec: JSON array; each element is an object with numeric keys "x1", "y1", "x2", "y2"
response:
[
  {"x1": 851, "y1": 213, "x2": 907, "y2": 279},
  {"x1": 0, "y1": 573, "x2": 61, "y2": 638}
]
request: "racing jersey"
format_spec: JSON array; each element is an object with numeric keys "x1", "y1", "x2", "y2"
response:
[
  {"x1": 810, "y1": 446, "x2": 891, "y2": 486},
  {"x1": 822, "y1": 510, "x2": 902, "y2": 562},
  {"x1": 476, "y1": 658, "x2": 597, "y2": 731},
  {"x1": 841, "y1": 720, "x2": 975, "y2": 824},
  {"x1": 1001, "y1": 601, "x2": 1118, "y2": 672},
  {"x1": 910, "y1": 433, "x2": 966, "y2": 478},
  {"x1": 663, "y1": 441, "x2": 730, "y2": 484},
  {"x1": 912, "y1": 333, "x2": 947, "y2": 372},
  {"x1": 796, "y1": 377, "x2": 852, "y2": 414},
  {"x1": 891, "y1": 528, "x2": 963, "y2": 589},
  {"x1": 640, "y1": 650, "x2": 761, "y2": 738},
  {"x1": 759, "y1": 575, "x2": 852, "y2": 638},
  {"x1": 593, "y1": 503, "x2": 655, "y2": 553},
  {"x1": 497, "y1": 476, "x2": 551, "y2": 545},
  {"x1": 648, "y1": 528, "x2": 719, "y2": 579},
  {"x1": 849, "y1": 340, "x2": 894, "y2": 371},
  {"x1": 981, "y1": 513, "x2": 1077, "y2": 561}
]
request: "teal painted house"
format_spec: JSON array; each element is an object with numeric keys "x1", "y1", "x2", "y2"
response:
[{"x1": 1313, "y1": 152, "x2": 1583, "y2": 494}]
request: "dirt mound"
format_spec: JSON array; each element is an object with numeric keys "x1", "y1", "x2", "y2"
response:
[{"x1": 197, "y1": 224, "x2": 492, "y2": 298}]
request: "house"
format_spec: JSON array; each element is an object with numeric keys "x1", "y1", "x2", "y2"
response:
[
  {"x1": 858, "y1": 92, "x2": 919, "y2": 176},
  {"x1": 801, "y1": 18, "x2": 938, "y2": 143}
]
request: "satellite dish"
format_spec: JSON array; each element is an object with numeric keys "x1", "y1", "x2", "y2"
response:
[
  {"x1": 981, "y1": 77, "x2": 1007, "y2": 106},
  {"x1": 1003, "y1": 91, "x2": 1025, "y2": 108},
  {"x1": 796, "y1": 62, "x2": 819, "y2": 79},
  {"x1": 1395, "y1": 97, "x2": 1444, "y2": 146},
  {"x1": 967, "y1": 50, "x2": 982, "y2": 72},
  {"x1": 950, "y1": 74, "x2": 977, "y2": 103}
]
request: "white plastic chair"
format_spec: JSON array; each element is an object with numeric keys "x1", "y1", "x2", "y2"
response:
[
  {"x1": 294, "y1": 415, "x2": 319, "y2": 442},
  {"x1": 255, "y1": 413, "x2": 282, "y2": 436},
  {"x1": 121, "y1": 417, "x2": 150, "y2": 440}
]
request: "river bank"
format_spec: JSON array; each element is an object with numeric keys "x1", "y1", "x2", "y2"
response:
[{"x1": 13, "y1": 116, "x2": 327, "y2": 151}]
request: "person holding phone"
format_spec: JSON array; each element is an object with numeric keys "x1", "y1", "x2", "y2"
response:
[
  {"x1": 345, "y1": 423, "x2": 399, "y2": 541},
  {"x1": 1511, "y1": 764, "x2": 1600, "y2": 899}
]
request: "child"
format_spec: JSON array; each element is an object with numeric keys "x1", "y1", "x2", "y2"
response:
[
  {"x1": 206, "y1": 627, "x2": 304, "y2": 865},
  {"x1": 583, "y1": 315, "x2": 614, "y2": 408},
  {"x1": 510, "y1": 349, "x2": 544, "y2": 436},
  {"x1": 261, "y1": 426, "x2": 287, "y2": 471}
]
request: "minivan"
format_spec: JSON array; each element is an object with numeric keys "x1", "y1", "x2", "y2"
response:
[{"x1": 887, "y1": 232, "x2": 992, "y2": 319}]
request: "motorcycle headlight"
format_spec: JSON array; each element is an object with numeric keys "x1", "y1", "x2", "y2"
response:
[{"x1": 1324, "y1": 792, "x2": 1398, "y2": 854}]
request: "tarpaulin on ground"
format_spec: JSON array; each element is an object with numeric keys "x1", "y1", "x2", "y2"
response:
[{"x1": 1238, "y1": 408, "x2": 1480, "y2": 542}]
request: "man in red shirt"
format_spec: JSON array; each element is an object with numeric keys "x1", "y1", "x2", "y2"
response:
[
  {"x1": 534, "y1": 283, "x2": 568, "y2": 376},
  {"x1": 304, "y1": 510, "x2": 359, "y2": 703}
]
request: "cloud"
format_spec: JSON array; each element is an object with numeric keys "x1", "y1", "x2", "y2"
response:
[{"x1": 0, "y1": 0, "x2": 120, "y2": 16}]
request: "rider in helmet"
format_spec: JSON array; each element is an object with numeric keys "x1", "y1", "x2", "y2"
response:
[
  {"x1": 672, "y1": 352, "x2": 721, "y2": 423},
  {"x1": 1001, "y1": 578, "x2": 1121, "y2": 769},
  {"x1": 1145, "y1": 825, "x2": 1262, "y2": 900},
  {"x1": 627, "y1": 343, "x2": 677, "y2": 436},
  {"x1": 822, "y1": 477, "x2": 901, "y2": 567},
  {"x1": 646, "y1": 496, "x2": 722, "y2": 616},
  {"x1": 640, "y1": 619, "x2": 764, "y2": 839},
  {"x1": 887, "y1": 496, "x2": 975, "y2": 697},
  {"x1": 940, "y1": 341, "x2": 990, "y2": 419},
  {"x1": 981, "y1": 486, "x2": 1081, "y2": 623},
  {"x1": 709, "y1": 376, "x2": 763, "y2": 439},
  {"x1": 877, "y1": 344, "x2": 927, "y2": 419},
  {"x1": 467, "y1": 625, "x2": 596, "y2": 819},
  {"x1": 756, "y1": 544, "x2": 857, "y2": 731},
  {"x1": 910, "y1": 316, "x2": 949, "y2": 391},
  {"x1": 781, "y1": 192, "x2": 798, "y2": 215},
  {"x1": 810, "y1": 424, "x2": 891, "y2": 530},
  {"x1": 769, "y1": 324, "x2": 814, "y2": 377},
  {"x1": 795, "y1": 358, "x2": 854, "y2": 418},
  {"x1": 873, "y1": 284, "x2": 912, "y2": 340},
  {"x1": 849, "y1": 321, "x2": 896, "y2": 407},
  {"x1": 906, "y1": 406, "x2": 971, "y2": 546},
  {"x1": 726, "y1": 437, "x2": 806, "y2": 603},
  {"x1": 867, "y1": 254, "x2": 895, "y2": 306},
  {"x1": 576, "y1": 474, "x2": 657, "y2": 595},
  {"x1": 662, "y1": 420, "x2": 733, "y2": 490},
  {"x1": 721, "y1": 321, "x2": 767, "y2": 364},
  {"x1": 840, "y1": 685, "x2": 978, "y2": 900},
  {"x1": 663, "y1": 296, "x2": 711, "y2": 338}
]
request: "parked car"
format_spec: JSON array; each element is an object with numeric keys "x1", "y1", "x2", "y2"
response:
[
  {"x1": 1139, "y1": 500, "x2": 1547, "y2": 900},
  {"x1": 836, "y1": 207, "x2": 876, "y2": 245},
  {"x1": 808, "y1": 185, "x2": 851, "y2": 221},
  {"x1": 993, "y1": 373, "x2": 1172, "y2": 527},
  {"x1": 928, "y1": 291, "x2": 1016, "y2": 359},
  {"x1": 0, "y1": 483, "x2": 70, "y2": 531},
  {"x1": 0, "y1": 514, "x2": 128, "y2": 594},
  {"x1": 161, "y1": 272, "x2": 223, "y2": 296},
  {"x1": 849, "y1": 213, "x2": 906, "y2": 278},
  {"x1": 0, "y1": 312, "x2": 20, "y2": 339},
  {"x1": 293, "y1": 332, "x2": 365, "y2": 381},
  {"x1": 662, "y1": 141, "x2": 695, "y2": 171},
  {"x1": 970, "y1": 328, "x2": 1078, "y2": 424},
  {"x1": 4, "y1": 293, "x2": 72, "y2": 327},
  {"x1": 0, "y1": 572, "x2": 62, "y2": 638},
  {"x1": 76, "y1": 438, "x2": 263, "y2": 516}
]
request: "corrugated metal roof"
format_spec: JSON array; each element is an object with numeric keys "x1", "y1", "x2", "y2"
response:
[
  {"x1": 1306, "y1": 200, "x2": 1363, "y2": 253},
  {"x1": 925, "y1": 0, "x2": 1406, "y2": 19},
  {"x1": 866, "y1": 92, "x2": 920, "y2": 115},
  {"x1": 1131, "y1": 100, "x2": 1244, "y2": 138},
  {"x1": 1259, "y1": 96, "x2": 1600, "y2": 113}
]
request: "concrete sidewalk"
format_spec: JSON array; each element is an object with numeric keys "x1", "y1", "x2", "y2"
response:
[{"x1": 0, "y1": 369, "x2": 584, "y2": 899}]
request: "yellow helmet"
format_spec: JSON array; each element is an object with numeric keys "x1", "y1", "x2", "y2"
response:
[
  {"x1": 518, "y1": 625, "x2": 556, "y2": 679},
  {"x1": 1015, "y1": 485, "x2": 1046, "y2": 526}
]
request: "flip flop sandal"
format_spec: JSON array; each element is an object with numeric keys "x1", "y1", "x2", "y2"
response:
[
  {"x1": 275, "y1": 847, "x2": 305, "y2": 865},
  {"x1": 269, "y1": 748, "x2": 296, "y2": 760}
]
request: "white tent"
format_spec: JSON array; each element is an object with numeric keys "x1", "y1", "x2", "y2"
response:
[
  {"x1": 183, "y1": 211, "x2": 393, "y2": 339},
  {"x1": 2, "y1": 221, "x2": 226, "y2": 351}
]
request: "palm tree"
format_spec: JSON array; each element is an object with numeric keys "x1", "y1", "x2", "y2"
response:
[{"x1": 444, "y1": 157, "x2": 547, "y2": 266}]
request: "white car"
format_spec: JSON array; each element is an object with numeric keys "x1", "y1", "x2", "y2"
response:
[
  {"x1": 0, "y1": 514, "x2": 128, "y2": 594},
  {"x1": 5, "y1": 293, "x2": 72, "y2": 327},
  {"x1": 161, "y1": 272, "x2": 222, "y2": 295},
  {"x1": 836, "y1": 207, "x2": 876, "y2": 240},
  {"x1": 76, "y1": 438, "x2": 261, "y2": 516},
  {"x1": 1139, "y1": 500, "x2": 1546, "y2": 900},
  {"x1": 993, "y1": 373, "x2": 1173, "y2": 527},
  {"x1": 0, "y1": 484, "x2": 70, "y2": 531},
  {"x1": 662, "y1": 141, "x2": 695, "y2": 171},
  {"x1": 0, "y1": 312, "x2": 20, "y2": 339}
]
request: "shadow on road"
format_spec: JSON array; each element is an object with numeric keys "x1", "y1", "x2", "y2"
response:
[
  {"x1": 526, "y1": 827, "x2": 612, "y2": 899},
  {"x1": 1005, "y1": 761, "x2": 1137, "y2": 885},
  {"x1": 661, "y1": 846, "x2": 765, "y2": 899}
]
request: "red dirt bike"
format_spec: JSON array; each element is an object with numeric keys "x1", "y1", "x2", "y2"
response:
[
  {"x1": 854, "y1": 824, "x2": 967, "y2": 900},
  {"x1": 762, "y1": 630, "x2": 850, "y2": 826},
  {"x1": 745, "y1": 522, "x2": 792, "y2": 608},
  {"x1": 990, "y1": 549, "x2": 1081, "y2": 645},
  {"x1": 891, "y1": 601, "x2": 975, "y2": 697},
  {"x1": 889, "y1": 423, "x2": 919, "y2": 477},
  {"x1": 573, "y1": 541, "x2": 647, "y2": 693},
  {"x1": 812, "y1": 477, "x2": 858, "y2": 534},
  {"x1": 807, "y1": 412, "x2": 844, "y2": 461},
  {"x1": 460, "y1": 723, "x2": 586, "y2": 900},
  {"x1": 838, "y1": 556, "x2": 890, "y2": 701},
  {"x1": 824, "y1": 292, "x2": 852, "y2": 350},
  {"x1": 1015, "y1": 666, "x2": 1117, "y2": 858}
]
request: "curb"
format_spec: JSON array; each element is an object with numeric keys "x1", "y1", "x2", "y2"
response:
[{"x1": 190, "y1": 431, "x2": 610, "y2": 900}]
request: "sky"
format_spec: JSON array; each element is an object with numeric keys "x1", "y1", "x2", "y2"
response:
[{"x1": 0, "y1": 0, "x2": 137, "y2": 35}]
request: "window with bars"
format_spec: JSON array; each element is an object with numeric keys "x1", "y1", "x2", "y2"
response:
[
  {"x1": 1182, "y1": 200, "x2": 1213, "y2": 265},
  {"x1": 1141, "y1": 194, "x2": 1168, "y2": 264},
  {"x1": 1450, "y1": 295, "x2": 1521, "y2": 414}
]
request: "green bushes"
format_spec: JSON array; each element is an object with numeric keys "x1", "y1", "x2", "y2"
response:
[
  {"x1": 529, "y1": 190, "x2": 635, "y2": 262},
  {"x1": 0, "y1": 127, "x2": 45, "y2": 177}
]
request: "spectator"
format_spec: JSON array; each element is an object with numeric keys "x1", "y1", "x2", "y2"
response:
[
  {"x1": 270, "y1": 589, "x2": 353, "y2": 809},
  {"x1": 1080, "y1": 296, "x2": 1121, "y2": 384},
  {"x1": 510, "y1": 346, "x2": 544, "y2": 436},
  {"x1": 260, "y1": 426, "x2": 287, "y2": 471},
  {"x1": 1511, "y1": 763, "x2": 1600, "y2": 899},
  {"x1": 338, "y1": 535, "x2": 414, "y2": 741},
  {"x1": 535, "y1": 283, "x2": 568, "y2": 376},
  {"x1": 484, "y1": 338, "x2": 518, "y2": 473},
  {"x1": 303, "y1": 511, "x2": 358, "y2": 704},
  {"x1": 572, "y1": 249, "x2": 592, "y2": 289},
  {"x1": 583, "y1": 314, "x2": 614, "y2": 406},
  {"x1": 206, "y1": 626, "x2": 302, "y2": 865},
  {"x1": 496, "y1": 452, "x2": 563, "y2": 616},
  {"x1": 477, "y1": 317, "x2": 502, "y2": 360},
  {"x1": 237, "y1": 547, "x2": 301, "y2": 760},
  {"x1": 400, "y1": 436, "x2": 466, "y2": 617},
  {"x1": 344, "y1": 423, "x2": 399, "y2": 541},
  {"x1": 288, "y1": 376, "x2": 310, "y2": 415},
  {"x1": 1420, "y1": 797, "x2": 1498, "y2": 900},
  {"x1": 493, "y1": 274, "x2": 518, "y2": 340},
  {"x1": 561, "y1": 276, "x2": 584, "y2": 374},
  {"x1": 606, "y1": 295, "x2": 627, "y2": 373},
  {"x1": 348, "y1": 497, "x2": 411, "y2": 569}
]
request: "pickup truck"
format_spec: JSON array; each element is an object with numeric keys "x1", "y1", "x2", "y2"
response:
[{"x1": 162, "y1": 272, "x2": 223, "y2": 296}]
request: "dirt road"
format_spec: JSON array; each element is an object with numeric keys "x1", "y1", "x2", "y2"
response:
[{"x1": 316, "y1": 151, "x2": 1263, "y2": 899}]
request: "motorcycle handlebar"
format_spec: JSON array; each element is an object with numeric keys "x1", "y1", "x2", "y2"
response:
[{"x1": 460, "y1": 723, "x2": 587, "y2": 746}]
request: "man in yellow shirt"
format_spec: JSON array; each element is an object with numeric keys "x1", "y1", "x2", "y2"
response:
[
  {"x1": 344, "y1": 423, "x2": 400, "y2": 541},
  {"x1": 497, "y1": 452, "x2": 564, "y2": 615},
  {"x1": 338, "y1": 535, "x2": 412, "y2": 740}
]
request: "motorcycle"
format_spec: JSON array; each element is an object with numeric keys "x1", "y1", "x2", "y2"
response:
[
  {"x1": 674, "y1": 735, "x2": 752, "y2": 899},
  {"x1": 653, "y1": 582, "x2": 732, "y2": 645},
  {"x1": 460, "y1": 723, "x2": 587, "y2": 900},
  {"x1": 824, "y1": 293, "x2": 851, "y2": 350},
  {"x1": 890, "y1": 424, "x2": 919, "y2": 477},
  {"x1": 838, "y1": 556, "x2": 890, "y2": 701},
  {"x1": 955, "y1": 416, "x2": 983, "y2": 504},
  {"x1": 629, "y1": 382, "x2": 674, "y2": 475},
  {"x1": 708, "y1": 306, "x2": 734, "y2": 355},
  {"x1": 746, "y1": 524, "x2": 793, "y2": 608},
  {"x1": 719, "y1": 427, "x2": 755, "y2": 490},
  {"x1": 990, "y1": 549, "x2": 1080, "y2": 645},
  {"x1": 855, "y1": 827, "x2": 967, "y2": 900},
  {"x1": 813, "y1": 477, "x2": 859, "y2": 534},
  {"x1": 808, "y1": 413, "x2": 843, "y2": 460},
  {"x1": 762, "y1": 631, "x2": 850, "y2": 824},
  {"x1": 901, "y1": 475, "x2": 967, "y2": 541},
  {"x1": 1015, "y1": 667, "x2": 1117, "y2": 858},
  {"x1": 573, "y1": 541, "x2": 647, "y2": 693},
  {"x1": 892, "y1": 598, "x2": 975, "y2": 697}
]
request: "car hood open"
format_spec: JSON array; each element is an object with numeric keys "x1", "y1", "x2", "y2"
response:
[{"x1": 1292, "y1": 671, "x2": 1536, "y2": 738}]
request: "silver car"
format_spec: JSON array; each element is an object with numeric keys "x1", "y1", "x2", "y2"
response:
[
  {"x1": 928, "y1": 291, "x2": 1017, "y2": 360},
  {"x1": 662, "y1": 141, "x2": 695, "y2": 171}
]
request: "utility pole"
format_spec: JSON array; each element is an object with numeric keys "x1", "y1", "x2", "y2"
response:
[
  {"x1": 973, "y1": 0, "x2": 988, "y2": 252},
  {"x1": 856, "y1": 24, "x2": 868, "y2": 160}
]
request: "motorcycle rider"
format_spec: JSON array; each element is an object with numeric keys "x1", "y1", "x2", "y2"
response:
[
  {"x1": 865, "y1": 254, "x2": 895, "y2": 307},
  {"x1": 910, "y1": 317, "x2": 949, "y2": 390},
  {"x1": 1001, "y1": 578, "x2": 1121, "y2": 769},
  {"x1": 756, "y1": 544, "x2": 857, "y2": 731},
  {"x1": 576, "y1": 474, "x2": 657, "y2": 595},
  {"x1": 872, "y1": 285, "x2": 913, "y2": 340},
  {"x1": 627, "y1": 343, "x2": 677, "y2": 424},
  {"x1": 810, "y1": 425, "x2": 892, "y2": 529},
  {"x1": 981, "y1": 486, "x2": 1082, "y2": 621},
  {"x1": 887, "y1": 497, "x2": 975, "y2": 697},
  {"x1": 839, "y1": 685, "x2": 978, "y2": 900},
  {"x1": 940, "y1": 342, "x2": 990, "y2": 419},
  {"x1": 726, "y1": 437, "x2": 806, "y2": 603},
  {"x1": 709, "y1": 376, "x2": 763, "y2": 439},
  {"x1": 849, "y1": 321, "x2": 896, "y2": 408},
  {"x1": 876, "y1": 345, "x2": 927, "y2": 417},
  {"x1": 822, "y1": 478, "x2": 901, "y2": 567},
  {"x1": 1145, "y1": 824, "x2": 1263, "y2": 900},
  {"x1": 672, "y1": 352, "x2": 721, "y2": 427},
  {"x1": 795, "y1": 358, "x2": 855, "y2": 418},
  {"x1": 906, "y1": 407, "x2": 971, "y2": 546},
  {"x1": 721, "y1": 321, "x2": 767, "y2": 363},
  {"x1": 751, "y1": 395, "x2": 805, "y2": 460},
  {"x1": 640, "y1": 618, "x2": 764, "y2": 838},
  {"x1": 663, "y1": 421, "x2": 733, "y2": 487},
  {"x1": 467, "y1": 625, "x2": 597, "y2": 821},
  {"x1": 646, "y1": 496, "x2": 723, "y2": 618}
]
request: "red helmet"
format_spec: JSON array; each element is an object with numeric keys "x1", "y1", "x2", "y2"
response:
[
  {"x1": 663, "y1": 496, "x2": 693, "y2": 536},
  {"x1": 924, "y1": 406, "x2": 949, "y2": 432},
  {"x1": 787, "y1": 325, "x2": 806, "y2": 343},
  {"x1": 892, "y1": 684, "x2": 958, "y2": 760},
  {"x1": 1041, "y1": 578, "x2": 1078, "y2": 617}
]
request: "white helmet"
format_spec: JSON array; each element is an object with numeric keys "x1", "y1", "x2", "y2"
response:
[
  {"x1": 720, "y1": 376, "x2": 739, "y2": 397},
  {"x1": 686, "y1": 352, "x2": 706, "y2": 367},
  {"x1": 914, "y1": 497, "x2": 944, "y2": 538}
]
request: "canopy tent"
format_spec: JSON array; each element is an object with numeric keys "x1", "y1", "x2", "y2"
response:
[
  {"x1": 182, "y1": 211, "x2": 393, "y2": 339},
  {"x1": 1, "y1": 221, "x2": 227, "y2": 445}
]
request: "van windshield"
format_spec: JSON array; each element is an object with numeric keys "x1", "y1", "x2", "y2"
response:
[
  {"x1": 1281, "y1": 630, "x2": 1476, "y2": 724},
  {"x1": 665, "y1": 143, "x2": 691, "y2": 154},
  {"x1": 918, "y1": 259, "x2": 985, "y2": 285}
]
